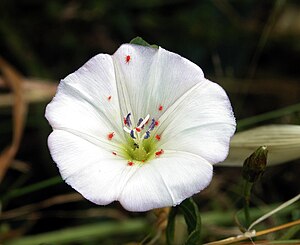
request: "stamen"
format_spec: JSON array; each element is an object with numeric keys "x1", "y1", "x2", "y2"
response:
[
  {"x1": 139, "y1": 114, "x2": 150, "y2": 129},
  {"x1": 128, "y1": 161, "x2": 134, "y2": 166},
  {"x1": 125, "y1": 113, "x2": 132, "y2": 127},
  {"x1": 130, "y1": 130, "x2": 136, "y2": 139},
  {"x1": 159, "y1": 105, "x2": 163, "y2": 111},
  {"x1": 148, "y1": 118, "x2": 156, "y2": 131},
  {"x1": 137, "y1": 118, "x2": 143, "y2": 127},
  {"x1": 108, "y1": 95, "x2": 112, "y2": 101},
  {"x1": 144, "y1": 131, "x2": 150, "y2": 139},
  {"x1": 107, "y1": 132, "x2": 115, "y2": 140},
  {"x1": 122, "y1": 113, "x2": 159, "y2": 146},
  {"x1": 155, "y1": 149, "x2": 164, "y2": 157},
  {"x1": 155, "y1": 134, "x2": 161, "y2": 141},
  {"x1": 123, "y1": 126, "x2": 131, "y2": 134}
]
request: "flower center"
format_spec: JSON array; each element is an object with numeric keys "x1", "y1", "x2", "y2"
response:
[{"x1": 122, "y1": 112, "x2": 160, "y2": 163}]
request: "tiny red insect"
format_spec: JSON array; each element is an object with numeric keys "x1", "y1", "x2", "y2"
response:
[
  {"x1": 155, "y1": 149, "x2": 164, "y2": 157},
  {"x1": 107, "y1": 132, "x2": 114, "y2": 140},
  {"x1": 155, "y1": 135, "x2": 161, "y2": 141},
  {"x1": 128, "y1": 161, "x2": 134, "y2": 166},
  {"x1": 158, "y1": 105, "x2": 163, "y2": 111},
  {"x1": 126, "y1": 55, "x2": 131, "y2": 63}
]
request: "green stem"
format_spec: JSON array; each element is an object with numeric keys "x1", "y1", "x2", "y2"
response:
[{"x1": 243, "y1": 180, "x2": 253, "y2": 228}]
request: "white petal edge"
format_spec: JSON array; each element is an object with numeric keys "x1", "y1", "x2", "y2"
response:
[
  {"x1": 155, "y1": 79, "x2": 236, "y2": 164},
  {"x1": 45, "y1": 54, "x2": 125, "y2": 147},
  {"x1": 112, "y1": 44, "x2": 204, "y2": 123},
  {"x1": 119, "y1": 150, "x2": 213, "y2": 212},
  {"x1": 48, "y1": 130, "x2": 213, "y2": 212},
  {"x1": 48, "y1": 130, "x2": 138, "y2": 206}
]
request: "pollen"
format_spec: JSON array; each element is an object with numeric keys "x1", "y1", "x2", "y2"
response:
[
  {"x1": 126, "y1": 55, "x2": 131, "y2": 63},
  {"x1": 108, "y1": 95, "x2": 112, "y2": 101},
  {"x1": 107, "y1": 132, "x2": 115, "y2": 140},
  {"x1": 158, "y1": 105, "x2": 163, "y2": 111},
  {"x1": 112, "y1": 152, "x2": 117, "y2": 155},
  {"x1": 155, "y1": 149, "x2": 164, "y2": 157},
  {"x1": 155, "y1": 134, "x2": 161, "y2": 141},
  {"x1": 128, "y1": 161, "x2": 134, "y2": 166}
]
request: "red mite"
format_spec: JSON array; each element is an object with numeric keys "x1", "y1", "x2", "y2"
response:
[
  {"x1": 112, "y1": 152, "x2": 117, "y2": 156},
  {"x1": 108, "y1": 95, "x2": 112, "y2": 101},
  {"x1": 128, "y1": 161, "x2": 134, "y2": 166},
  {"x1": 155, "y1": 134, "x2": 161, "y2": 141},
  {"x1": 126, "y1": 55, "x2": 131, "y2": 63},
  {"x1": 135, "y1": 127, "x2": 141, "y2": 132},
  {"x1": 107, "y1": 132, "x2": 114, "y2": 140},
  {"x1": 154, "y1": 121, "x2": 159, "y2": 126},
  {"x1": 155, "y1": 149, "x2": 164, "y2": 157},
  {"x1": 158, "y1": 105, "x2": 163, "y2": 111}
]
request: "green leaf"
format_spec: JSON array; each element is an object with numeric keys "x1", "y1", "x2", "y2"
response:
[
  {"x1": 179, "y1": 198, "x2": 201, "y2": 245},
  {"x1": 166, "y1": 207, "x2": 178, "y2": 245},
  {"x1": 129, "y1": 36, "x2": 159, "y2": 49},
  {"x1": 179, "y1": 198, "x2": 199, "y2": 233},
  {"x1": 166, "y1": 198, "x2": 202, "y2": 245}
]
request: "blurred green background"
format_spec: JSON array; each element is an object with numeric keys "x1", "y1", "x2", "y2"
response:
[{"x1": 1, "y1": 0, "x2": 300, "y2": 244}]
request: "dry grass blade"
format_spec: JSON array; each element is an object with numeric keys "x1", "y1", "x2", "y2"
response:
[
  {"x1": 0, "y1": 57, "x2": 27, "y2": 182},
  {"x1": 222, "y1": 125, "x2": 300, "y2": 167},
  {"x1": 0, "y1": 77, "x2": 57, "y2": 107}
]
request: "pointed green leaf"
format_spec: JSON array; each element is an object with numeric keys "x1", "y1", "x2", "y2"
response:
[
  {"x1": 129, "y1": 37, "x2": 159, "y2": 49},
  {"x1": 179, "y1": 198, "x2": 202, "y2": 245}
]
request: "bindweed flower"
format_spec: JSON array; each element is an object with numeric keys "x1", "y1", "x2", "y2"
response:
[{"x1": 45, "y1": 44, "x2": 236, "y2": 212}]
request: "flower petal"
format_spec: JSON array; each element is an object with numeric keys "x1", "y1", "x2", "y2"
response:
[
  {"x1": 113, "y1": 44, "x2": 204, "y2": 122},
  {"x1": 48, "y1": 130, "x2": 137, "y2": 205},
  {"x1": 119, "y1": 150, "x2": 213, "y2": 212},
  {"x1": 49, "y1": 130, "x2": 211, "y2": 212},
  {"x1": 45, "y1": 54, "x2": 125, "y2": 146},
  {"x1": 157, "y1": 80, "x2": 236, "y2": 164}
]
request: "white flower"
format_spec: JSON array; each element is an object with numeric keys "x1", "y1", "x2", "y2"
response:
[{"x1": 45, "y1": 44, "x2": 236, "y2": 212}]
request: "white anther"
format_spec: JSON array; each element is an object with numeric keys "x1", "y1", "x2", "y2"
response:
[
  {"x1": 138, "y1": 114, "x2": 150, "y2": 129},
  {"x1": 123, "y1": 126, "x2": 131, "y2": 134}
]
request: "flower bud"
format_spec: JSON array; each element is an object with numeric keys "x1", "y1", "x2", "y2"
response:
[{"x1": 242, "y1": 146, "x2": 268, "y2": 183}]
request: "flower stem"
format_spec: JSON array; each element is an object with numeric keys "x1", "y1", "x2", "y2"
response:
[{"x1": 243, "y1": 179, "x2": 253, "y2": 228}]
